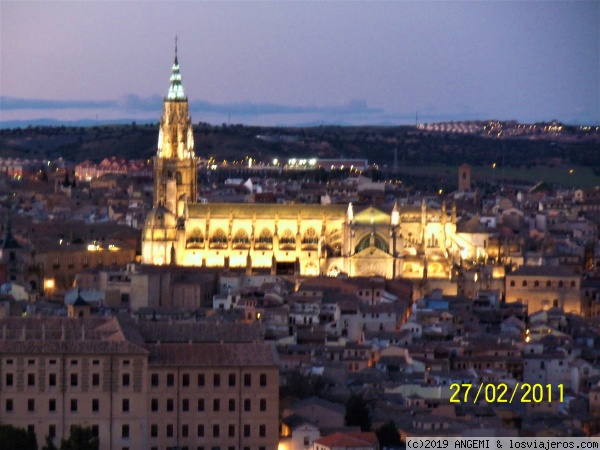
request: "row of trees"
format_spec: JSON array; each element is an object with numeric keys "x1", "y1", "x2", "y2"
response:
[{"x1": 0, "y1": 424, "x2": 98, "y2": 450}]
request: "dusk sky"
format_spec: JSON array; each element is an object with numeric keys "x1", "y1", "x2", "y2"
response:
[{"x1": 1, "y1": 1, "x2": 598, "y2": 126}]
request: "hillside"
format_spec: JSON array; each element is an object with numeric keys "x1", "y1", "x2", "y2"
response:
[{"x1": 1, "y1": 123, "x2": 599, "y2": 176}]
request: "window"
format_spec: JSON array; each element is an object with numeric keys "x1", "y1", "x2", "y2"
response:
[
  {"x1": 212, "y1": 425, "x2": 220, "y2": 438},
  {"x1": 558, "y1": 281, "x2": 564, "y2": 288},
  {"x1": 151, "y1": 424, "x2": 158, "y2": 438},
  {"x1": 92, "y1": 425, "x2": 99, "y2": 437},
  {"x1": 71, "y1": 373, "x2": 78, "y2": 387},
  {"x1": 213, "y1": 399, "x2": 220, "y2": 412},
  {"x1": 244, "y1": 424, "x2": 250, "y2": 437},
  {"x1": 198, "y1": 373, "x2": 205, "y2": 386},
  {"x1": 546, "y1": 280, "x2": 552, "y2": 287},
  {"x1": 182, "y1": 424, "x2": 189, "y2": 438},
  {"x1": 28, "y1": 398, "x2": 35, "y2": 412},
  {"x1": 197, "y1": 424, "x2": 205, "y2": 437},
  {"x1": 5, "y1": 373, "x2": 13, "y2": 386},
  {"x1": 259, "y1": 424, "x2": 266, "y2": 437},
  {"x1": 182, "y1": 398, "x2": 189, "y2": 411},
  {"x1": 167, "y1": 424, "x2": 174, "y2": 437},
  {"x1": 244, "y1": 399, "x2": 251, "y2": 411},
  {"x1": 167, "y1": 398, "x2": 174, "y2": 411},
  {"x1": 122, "y1": 399, "x2": 129, "y2": 412},
  {"x1": 70, "y1": 399, "x2": 78, "y2": 412},
  {"x1": 244, "y1": 373, "x2": 251, "y2": 387},
  {"x1": 49, "y1": 424, "x2": 56, "y2": 438},
  {"x1": 182, "y1": 373, "x2": 190, "y2": 386},
  {"x1": 228, "y1": 373, "x2": 236, "y2": 387},
  {"x1": 571, "y1": 281, "x2": 576, "y2": 287},
  {"x1": 522, "y1": 280, "x2": 527, "y2": 287},
  {"x1": 122, "y1": 424, "x2": 130, "y2": 439},
  {"x1": 260, "y1": 398, "x2": 266, "y2": 411},
  {"x1": 151, "y1": 373, "x2": 159, "y2": 387},
  {"x1": 151, "y1": 398, "x2": 158, "y2": 411},
  {"x1": 228, "y1": 424, "x2": 235, "y2": 437},
  {"x1": 213, "y1": 373, "x2": 220, "y2": 387},
  {"x1": 510, "y1": 280, "x2": 515, "y2": 287},
  {"x1": 6, "y1": 399, "x2": 13, "y2": 412},
  {"x1": 534, "y1": 280, "x2": 539, "y2": 287},
  {"x1": 28, "y1": 373, "x2": 35, "y2": 386},
  {"x1": 167, "y1": 373, "x2": 175, "y2": 386},
  {"x1": 49, "y1": 399, "x2": 56, "y2": 412},
  {"x1": 92, "y1": 399, "x2": 99, "y2": 412},
  {"x1": 122, "y1": 373, "x2": 130, "y2": 387},
  {"x1": 260, "y1": 373, "x2": 267, "y2": 387},
  {"x1": 49, "y1": 373, "x2": 57, "y2": 387},
  {"x1": 229, "y1": 399, "x2": 235, "y2": 412},
  {"x1": 92, "y1": 373, "x2": 100, "y2": 386}
]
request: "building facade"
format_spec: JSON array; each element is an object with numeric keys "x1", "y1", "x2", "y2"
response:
[
  {"x1": 142, "y1": 53, "x2": 470, "y2": 281},
  {"x1": 0, "y1": 317, "x2": 279, "y2": 450}
]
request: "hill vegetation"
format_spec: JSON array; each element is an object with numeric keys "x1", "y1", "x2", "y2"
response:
[{"x1": 0, "y1": 122, "x2": 598, "y2": 185}]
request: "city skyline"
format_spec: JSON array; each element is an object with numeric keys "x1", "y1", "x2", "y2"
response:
[{"x1": 1, "y1": 1, "x2": 599, "y2": 126}]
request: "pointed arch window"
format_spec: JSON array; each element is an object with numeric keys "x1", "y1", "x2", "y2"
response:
[
  {"x1": 256, "y1": 228, "x2": 273, "y2": 249},
  {"x1": 280, "y1": 229, "x2": 295, "y2": 246},
  {"x1": 233, "y1": 229, "x2": 250, "y2": 248},
  {"x1": 302, "y1": 227, "x2": 319, "y2": 245},
  {"x1": 209, "y1": 228, "x2": 227, "y2": 248},
  {"x1": 355, "y1": 234, "x2": 389, "y2": 254},
  {"x1": 186, "y1": 228, "x2": 204, "y2": 248}
]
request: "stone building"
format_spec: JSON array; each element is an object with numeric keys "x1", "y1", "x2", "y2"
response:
[
  {"x1": 0, "y1": 317, "x2": 279, "y2": 450},
  {"x1": 505, "y1": 265, "x2": 581, "y2": 314},
  {"x1": 141, "y1": 52, "x2": 471, "y2": 282}
]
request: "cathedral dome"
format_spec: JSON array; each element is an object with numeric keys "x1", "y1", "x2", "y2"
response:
[{"x1": 144, "y1": 206, "x2": 176, "y2": 230}]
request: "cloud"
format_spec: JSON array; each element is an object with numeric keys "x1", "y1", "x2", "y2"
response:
[
  {"x1": 0, "y1": 96, "x2": 115, "y2": 110},
  {"x1": 1, "y1": 95, "x2": 382, "y2": 117}
]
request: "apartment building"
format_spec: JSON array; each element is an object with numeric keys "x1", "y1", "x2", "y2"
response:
[{"x1": 0, "y1": 317, "x2": 279, "y2": 450}]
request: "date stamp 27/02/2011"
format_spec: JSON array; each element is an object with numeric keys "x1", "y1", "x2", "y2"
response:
[{"x1": 449, "y1": 383, "x2": 564, "y2": 404}]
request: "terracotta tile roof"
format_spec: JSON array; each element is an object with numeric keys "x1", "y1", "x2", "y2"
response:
[
  {"x1": 147, "y1": 342, "x2": 278, "y2": 367},
  {"x1": 136, "y1": 322, "x2": 263, "y2": 343},
  {"x1": 314, "y1": 431, "x2": 379, "y2": 447}
]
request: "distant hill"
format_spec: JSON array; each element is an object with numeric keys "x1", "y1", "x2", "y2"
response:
[{"x1": 0, "y1": 123, "x2": 599, "y2": 176}]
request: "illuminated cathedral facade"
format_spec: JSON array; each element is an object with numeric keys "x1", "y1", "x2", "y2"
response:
[{"x1": 141, "y1": 52, "x2": 465, "y2": 279}]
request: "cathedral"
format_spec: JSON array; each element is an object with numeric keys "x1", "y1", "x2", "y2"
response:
[{"x1": 141, "y1": 51, "x2": 464, "y2": 280}]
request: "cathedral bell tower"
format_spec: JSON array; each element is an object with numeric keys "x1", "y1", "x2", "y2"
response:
[{"x1": 153, "y1": 40, "x2": 197, "y2": 212}]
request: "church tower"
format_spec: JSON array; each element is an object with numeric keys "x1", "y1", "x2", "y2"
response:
[{"x1": 153, "y1": 41, "x2": 197, "y2": 211}]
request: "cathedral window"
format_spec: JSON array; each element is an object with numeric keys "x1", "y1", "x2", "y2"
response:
[
  {"x1": 233, "y1": 229, "x2": 250, "y2": 248},
  {"x1": 302, "y1": 227, "x2": 319, "y2": 245},
  {"x1": 280, "y1": 229, "x2": 295, "y2": 246},
  {"x1": 186, "y1": 228, "x2": 204, "y2": 248},
  {"x1": 209, "y1": 229, "x2": 227, "y2": 248},
  {"x1": 355, "y1": 234, "x2": 389, "y2": 254},
  {"x1": 256, "y1": 228, "x2": 273, "y2": 248}
]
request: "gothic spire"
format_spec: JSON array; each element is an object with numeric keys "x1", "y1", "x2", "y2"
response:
[{"x1": 167, "y1": 36, "x2": 186, "y2": 101}]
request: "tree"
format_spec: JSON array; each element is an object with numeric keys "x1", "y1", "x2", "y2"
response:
[
  {"x1": 345, "y1": 394, "x2": 371, "y2": 431},
  {"x1": 376, "y1": 420, "x2": 401, "y2": 447},
  {"x1": 59, "y1": 426, "x2": 98, "y2": 450},
  {"x1": 0, "y1": 424, "x2": 37, "y2": 450}
]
